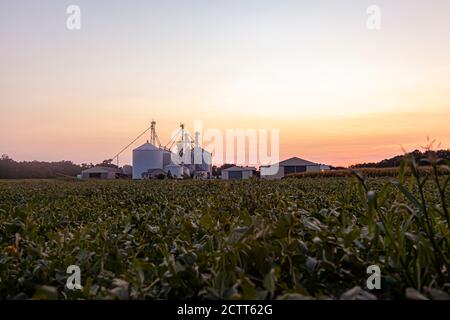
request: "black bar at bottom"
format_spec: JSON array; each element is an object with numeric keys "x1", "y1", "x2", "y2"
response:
[{"x1": 0, "y1": 300, "x2": 444, "y2": 319}]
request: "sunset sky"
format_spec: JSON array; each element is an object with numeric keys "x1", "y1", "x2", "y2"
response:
[{"x1": 1, "y1": 0, "x2": 450, "y2": 167}]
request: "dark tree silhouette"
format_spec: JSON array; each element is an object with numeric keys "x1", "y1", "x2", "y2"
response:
[
  {"x1": 0, "y1": 155, "x2": 85, "y2": 179},
  {"x1": 351, "y1": 149, "x2": 450, "y2": 168}
]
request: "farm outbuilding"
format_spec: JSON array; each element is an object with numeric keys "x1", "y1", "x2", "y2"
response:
[
  {"x1": 142, "y1": 168, "x2": 168, "y2": 179},
  {"x1": 81, "y1": 166, "x2": 121, "y2": 180},
  {"x1": 221, "y1": 166, "x2": 256, "y2": 180},
  {"x1": 261, "y1": 157, "x2": 330, "y2": 179}
]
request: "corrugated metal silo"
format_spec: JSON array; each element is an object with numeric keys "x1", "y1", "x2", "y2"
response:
[
  {"x1": 191, "y1": 147, "x2": 212, "y2": 174},
  {"x1": 132, "y1": 142, "x2": 164, "y2": 179},
  {"x1": 162, "y1": 150, "x2": 173, "y2": 167}
]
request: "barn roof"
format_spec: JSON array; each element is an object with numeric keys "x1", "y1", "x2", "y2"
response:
[
  {"x1": 223, "y1": 166, "x2": 257, "y2": 172},
  {"x1": 277, "y1": 157, "x2": 319, "y2": 166}
]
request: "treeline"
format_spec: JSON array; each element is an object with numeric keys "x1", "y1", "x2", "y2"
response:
[
  {"x1": 0, "y1": 155, "x2": 90, "y2": 179},
  {"x1": 351, "y1": 149, "x2": 450, "y2": 168}
]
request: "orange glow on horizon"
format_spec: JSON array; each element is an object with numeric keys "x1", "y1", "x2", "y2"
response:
[{"x1": 1, "y1": 1, "x2": 450, "y2": 167}]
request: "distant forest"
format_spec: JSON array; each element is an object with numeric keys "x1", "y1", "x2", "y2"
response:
[
  {"x1": 1, "y1": 150, "x2": 449, "y2": 179},
  {"x1": 350, "y1": 149, "x2": 450, "y2": 168},
  {"x1": 0, "y1": 155, "x2": 115, "y2": 179}
]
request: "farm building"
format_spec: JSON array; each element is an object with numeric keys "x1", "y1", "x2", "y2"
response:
[
  {"x1": 221, "y1": 166, "x2": 256, "y2": 180},
  {"x1": 261, "y1": 157, "x2": 330, "y2": 179},
  {"x1": 81, "y1": 166, "x2": 121, "y2": 180},
  {"x1": 142, "y1": 168, "x2": 168, "y2": 179},
  {"x1": 122, "y1": 165, "x2": 133, "y2": 177},
  {"x1": 132, "y1": 122, "x2": 212, "y2": 180}
]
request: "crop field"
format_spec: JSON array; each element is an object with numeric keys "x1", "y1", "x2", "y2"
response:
[{"x1": 0, "y1": 158, "x2": 449, "y2": 300}]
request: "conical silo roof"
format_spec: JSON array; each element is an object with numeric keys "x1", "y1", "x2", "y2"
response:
[{"x1": 134, "y1": 141, "x2": 159, "y2": 151}]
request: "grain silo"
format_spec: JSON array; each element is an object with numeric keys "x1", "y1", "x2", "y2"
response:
[
  {"x1": 189, "y1": 147, "x2": 212, "y2": 175},
  {"x1": 132, "y1": 141, "x2": 164, "y2": 179},
  {"x1": 190, "y1": 131, "x2": 212, "y2": 177},
  {"x1": 127, "y1": 121, "x2": 212, "y2": 179},
  {"x1": 162, "y1": 149, "x2": 173, "y2": 167}
]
